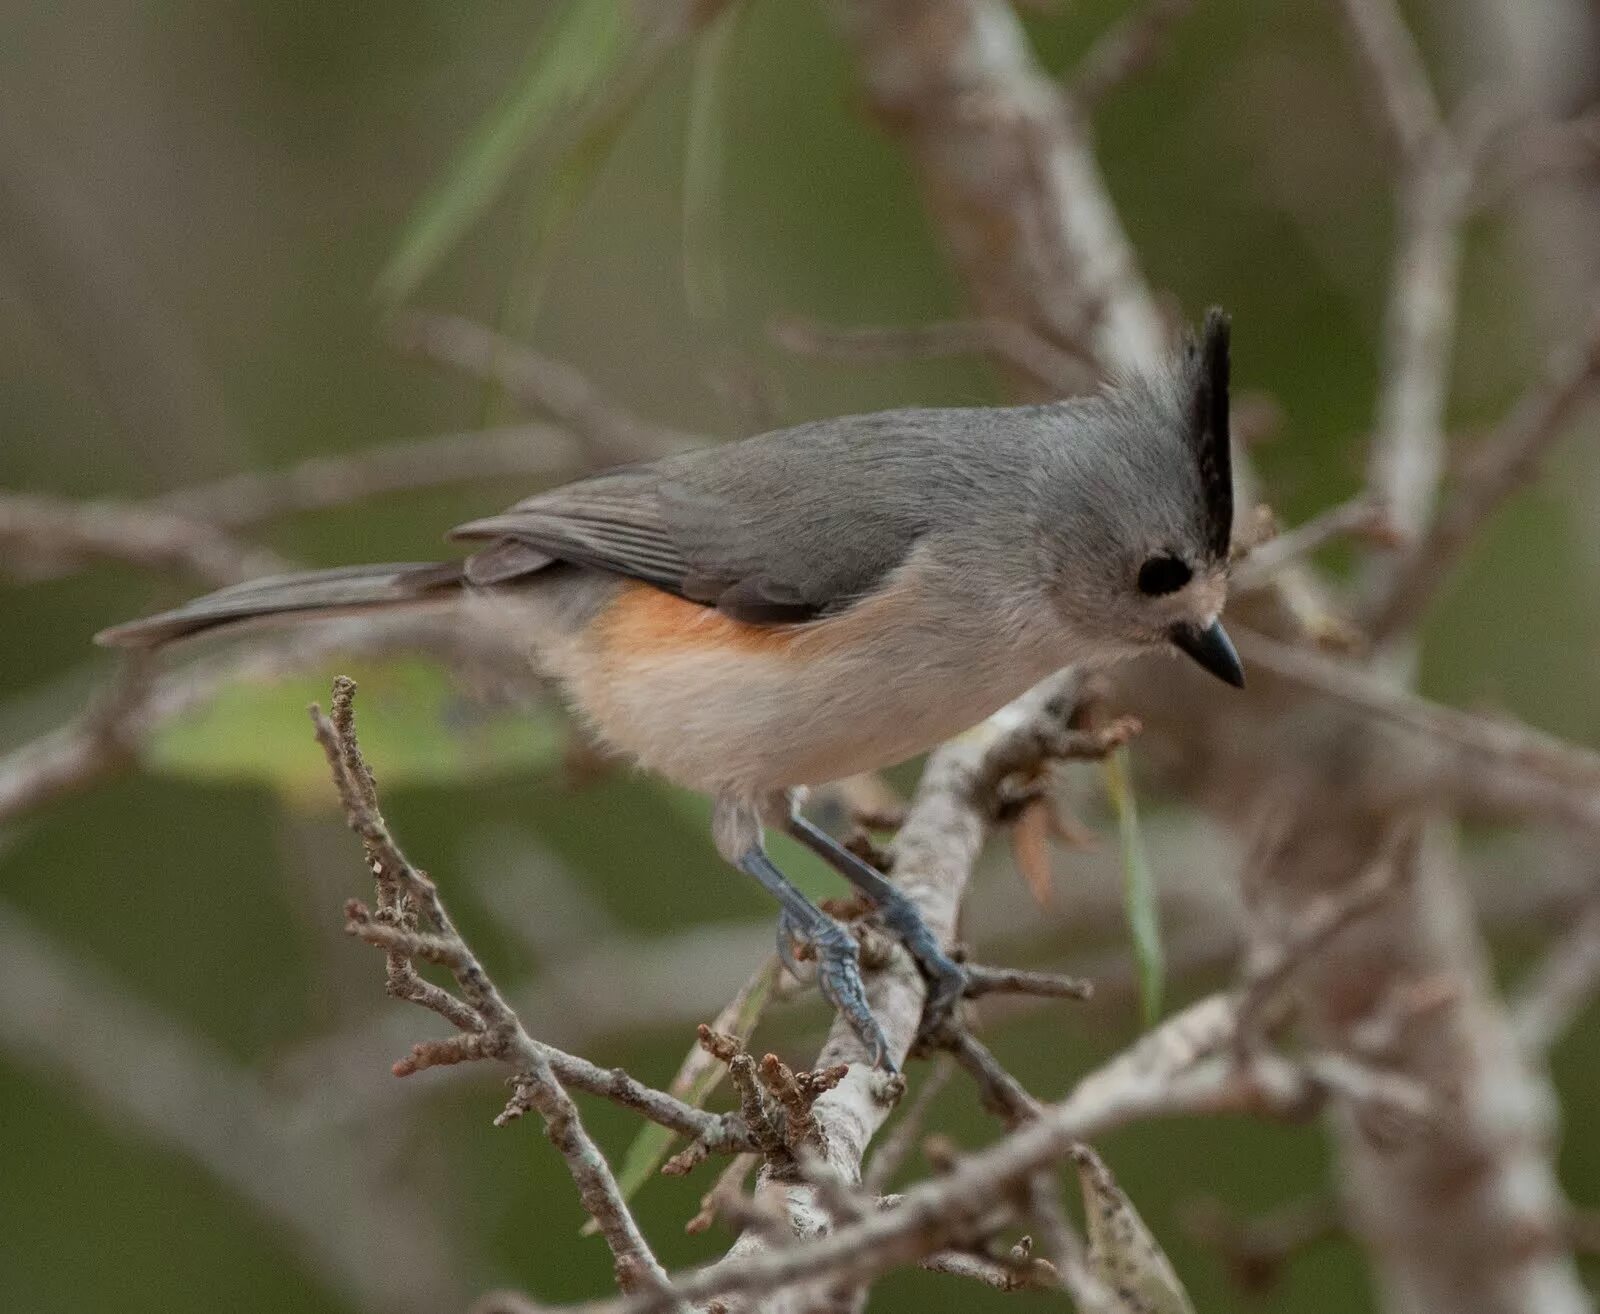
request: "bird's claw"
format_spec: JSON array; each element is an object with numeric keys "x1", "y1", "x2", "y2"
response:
[
  {"x1": 779, "y1": 912, "x2": 893, "y2": 1071},
  {"x1": 774, "y1": 909, "x2": 809, "y2": 983},
  {"x1": 871, "y1": 893, "x2": 969, "y2": 1049}
]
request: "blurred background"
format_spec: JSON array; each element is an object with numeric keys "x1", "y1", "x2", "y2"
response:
[{"x1": 2, "y1": 1, "x2": 1598, "y2": 1311}]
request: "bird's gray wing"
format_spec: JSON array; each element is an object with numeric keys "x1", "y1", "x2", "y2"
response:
[{"x1": 450, "y1": 412, "x2": 951, "y2": 623}]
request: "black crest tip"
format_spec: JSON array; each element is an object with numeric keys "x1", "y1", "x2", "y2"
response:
[{"x1": 1190, "y1": 307, "x2": 1233, "y2": 560}]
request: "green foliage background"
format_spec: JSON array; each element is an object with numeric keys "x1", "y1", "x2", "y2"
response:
[{"x1": 2, "y1": 2, "x2": 1598, "y2": 1311}]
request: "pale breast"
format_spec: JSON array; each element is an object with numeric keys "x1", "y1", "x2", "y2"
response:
[{"x1": 558, "y1": 579, "x2": 1059, "y2": 794}]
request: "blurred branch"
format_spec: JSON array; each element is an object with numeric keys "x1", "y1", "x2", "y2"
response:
[
  {"x1": 156, "y1": 424, "x2": 594, "y2": 529},
  {"x1": 768, "y1": 314, "x2": 1093, "y2": 396},
  {"x1": 1511, "y1": 895, "x2": 1600, "y2": 1054},
  {"x1": 1231, "y1": 496, "x2": 1391, "y2": 588},
  {"x1": 1359, "y1": 120, "x2": 1479, "y2": 563},
  {"x1": 1180, "y1": 1193, "x2": 1342, "y2": 1294},
  {"x1": 1365, "y1": 306, "x2": 1600, "y2": 638},
  {"x1": 390, "y1": 310, "x2": 699, "y2": 464},
  {"x1": 0, "y1": 901, "x2": 463, "y2": 1314},
  {"x1": 1235, "y1": 628, "x2": 1600, "y2": 834},
  {"x1": 1072, "y1": 0, "x2": 1200, "y2": 109},
  {"x1": 831, "y1": 0, "x2": 1167, "y2": 376},
  {"x1": 1332, "y1": 0, "x2": 1442, "y2": 161},
  {"x1": 1474, "y1": 106, "x2": 1600, "y2": 210},
  {"x1": 0, "y1": 490, "x2": 288, "y2": 586},
  {"x1": 0, "y1": 611, "x2": 534, "y2": 827},
  {"x1": 3, "y1": 422, "x2": 627, "y2": 588}
]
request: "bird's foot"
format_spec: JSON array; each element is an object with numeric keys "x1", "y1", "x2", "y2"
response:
[
  {"x1": 866, "y1": 891, "x2": 968, "y2": 1049},
  {"x1": 777, "y1": 909, "x2": 893, "y2": 1071}
]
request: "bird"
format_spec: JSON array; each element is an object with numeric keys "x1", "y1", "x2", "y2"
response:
[{"x1": 98, "y1": 308, "x2": 1243, "y2": 1069}]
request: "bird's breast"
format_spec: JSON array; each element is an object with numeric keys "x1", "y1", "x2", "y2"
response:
[{"x1": 562, "y1": 581, "x2": 1055, "y2": 794}]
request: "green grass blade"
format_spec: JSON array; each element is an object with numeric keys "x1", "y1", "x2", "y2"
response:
[
  {"x1": 681, "y1": 1, "x2": 744, "y2": 325},
  {"x1": 1102, "y1": 745, "x2": 1164, "y2": 1027},
  {"x1": 376, "y1": 0, "x2": 630, "y2": 309}
]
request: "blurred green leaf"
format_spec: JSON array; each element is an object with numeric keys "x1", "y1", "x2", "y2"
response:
[
  {"x1": 376, "y1": 0, "x2": 631, "y2": 308},
  {"x1": 1102, "y1": 745, "x2": 1163, "y2": 1026},
  {"x1": 1074, "y1": 1144, "x2": 1197, "y2": 1314},
  {"x1": 605, "y1": 958, "x2": 776, "y2": 1216},
  {"x1": 144, "y1": 659, "x2": 565, "y2": 804}
]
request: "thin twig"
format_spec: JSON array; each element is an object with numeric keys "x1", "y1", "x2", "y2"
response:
[
  {"x1": 1332, "y1": 0, "x2": 1442, "y2": 161},
  {"x1": 0, "y1": 490, "x2": 288, "y2": 586},
  {"x1": 312, "y1": 678, "x2": 678, "y2": 1295},
  {"x1": 1181, "y1": 1193, "x2": 1342, "y2": 1293},
  {"x1": 391, "y1": 310, "x2": 698, "y2": 465},
  {"x1": 1232, "y1": 497, "x2": 1391, "y2": 588},
  {"x1": 1511, "y1": 897, "x2": 1600, "y2": 1055},
  {"x1": 768, "y1": 315, "x2": 1092, "y2": 396},
  {"x1": 157, "y1": 424, "x2": 596, "y2": 529},
  {"x1": 1365, "y1": 308, "x2": 1600, "y2": 637},
  {"x1": 1072, "y1": 0, "x2": 1200, "y2": 109}
]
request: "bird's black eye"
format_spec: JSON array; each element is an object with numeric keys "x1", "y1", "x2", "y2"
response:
[{"x1": 1137, "y1": 555, "x2": 1192, "y2": 596}]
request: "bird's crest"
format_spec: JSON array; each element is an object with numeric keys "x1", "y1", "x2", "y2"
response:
[{"x1": 1186, "y1": 308, "x2": 1233, "y2": 561}]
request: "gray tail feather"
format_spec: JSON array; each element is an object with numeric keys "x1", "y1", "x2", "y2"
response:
[{"x1": 94, "y1": 561, "x2": 465, "y2": 649}]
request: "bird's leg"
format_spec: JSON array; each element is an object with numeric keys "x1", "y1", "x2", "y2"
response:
[
  {"x1": 783, "y1": 805, "x2": 967, "y2": 1045},
  {"x1": 712, "y1": 794, "x2": 892, "y2": 1070}
]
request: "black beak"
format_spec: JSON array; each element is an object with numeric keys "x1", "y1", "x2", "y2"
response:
[{"x1": 1170, "y1": 619, "x2": 1245, "y2": 688}]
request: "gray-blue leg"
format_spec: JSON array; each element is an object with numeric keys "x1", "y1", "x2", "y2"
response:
[
  {"x1": 736, "y1": 847, "x2": 891, "y2": 1069},
  {"x1": 712, "y1": 792, "x2": 892, "y2": 1069},
  {"x1": 785, "y1": 811, "x2": 967, "y2": 1042}
]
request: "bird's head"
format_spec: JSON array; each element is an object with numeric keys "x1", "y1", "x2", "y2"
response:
[{"x1": 1036, "y1": 308, "x2": 1243, "y2": 688}]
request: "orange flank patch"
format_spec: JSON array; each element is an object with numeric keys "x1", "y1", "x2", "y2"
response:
[{"x1": 596, "y1": 582, "x2": 813, "y2": 660}]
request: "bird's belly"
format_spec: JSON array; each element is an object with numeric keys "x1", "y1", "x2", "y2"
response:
[
  {"x1": 525, "y1": 577, "x2": 1058, "y2": 795},
  {"x1": 571, "y1": 642, "x2": 1035, "y2": 794}
]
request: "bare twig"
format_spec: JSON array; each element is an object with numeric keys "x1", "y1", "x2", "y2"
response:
[
  {"x1": 311, "y1": 677, "x2": 679, "y2": 1295},
  {"x1": 768, "y1": 314, "x2": 1092, "y2": 396},
  {"x1": 0, "y1": 903, "x2": 462, "y2": 1314},
  {"x1": 1072, "y1": 0, "x2": 1200, "y2": 109},
  {"x1": 1232, "y1": 497, "x2": 1391, "y2": 588},
  {"x1": 0, "y1": 490, "x2": 288, "y2": 586},
  {"x1": 1366, "y1": 308, "x2": 1600, "y2": 638},
  {"x1": 1181, "y1": 1193, "x2": 1342, "y2": 1293},
  {"x1": 1511, "y1": 897, "x2": 1600, "y2": 1055},
  {"x1": 390, "y1": 310, "x2": 698, "y2": 464},
  {"x1": 1332, "y1": 0, "x2": 1442, "y2": 161},
  {"x1": 473, "y1": 1039, "x2": 1301, "y2": 1314},
  {"x1": 156, "y1": 424, "x2": 596, "y2": 529}
]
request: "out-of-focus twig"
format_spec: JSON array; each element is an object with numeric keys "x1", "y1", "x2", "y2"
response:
[
  {"x1": 156, "y1": 424, "x2": 594, "y2": 528},
  {"x1": 1365, "y1": 308, "x2": 1600, "y2": 638},
  {"x1": 0, "y1": 490, "x2": 288, "y2": 586},
  {"x1": 1332, "y1": 0, "x2": 1442, "y2": 161},
  {"x1": 390, "y1": 309, "x2": 699, "y2": 465},
  {"x1": 1232, "y1": 497, "x2": 1391, "y2": 588},
  {"x1": 1511, "y1": 897, "x2": 1600, "y2": 1055},
  {"x1": 1072, "y1": 0, "x2": 1200, "y2": 109},
  {"x1": 1181, "y1": 1193, "x2": 1342, "y2": 1293},
  {"x1": 768, "y1": 314, "x2": 1093, "y2": 396},
  {"x1": 0, "y1": 902, "x2": 463, "y2": 1314}
]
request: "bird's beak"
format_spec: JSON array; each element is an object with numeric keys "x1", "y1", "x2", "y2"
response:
[{"x1": 1170, "y1": 619, "x2": 1245, "y2": 688}]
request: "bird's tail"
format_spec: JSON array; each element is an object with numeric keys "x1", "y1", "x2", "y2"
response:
[{"x1": 94, "y1": 561, "x2": 466, "y2": 649}]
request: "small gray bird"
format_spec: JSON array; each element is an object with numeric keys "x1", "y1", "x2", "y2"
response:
[{"x1": 100, "y1": 309, "x2": 1242, "y2": 1067}]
